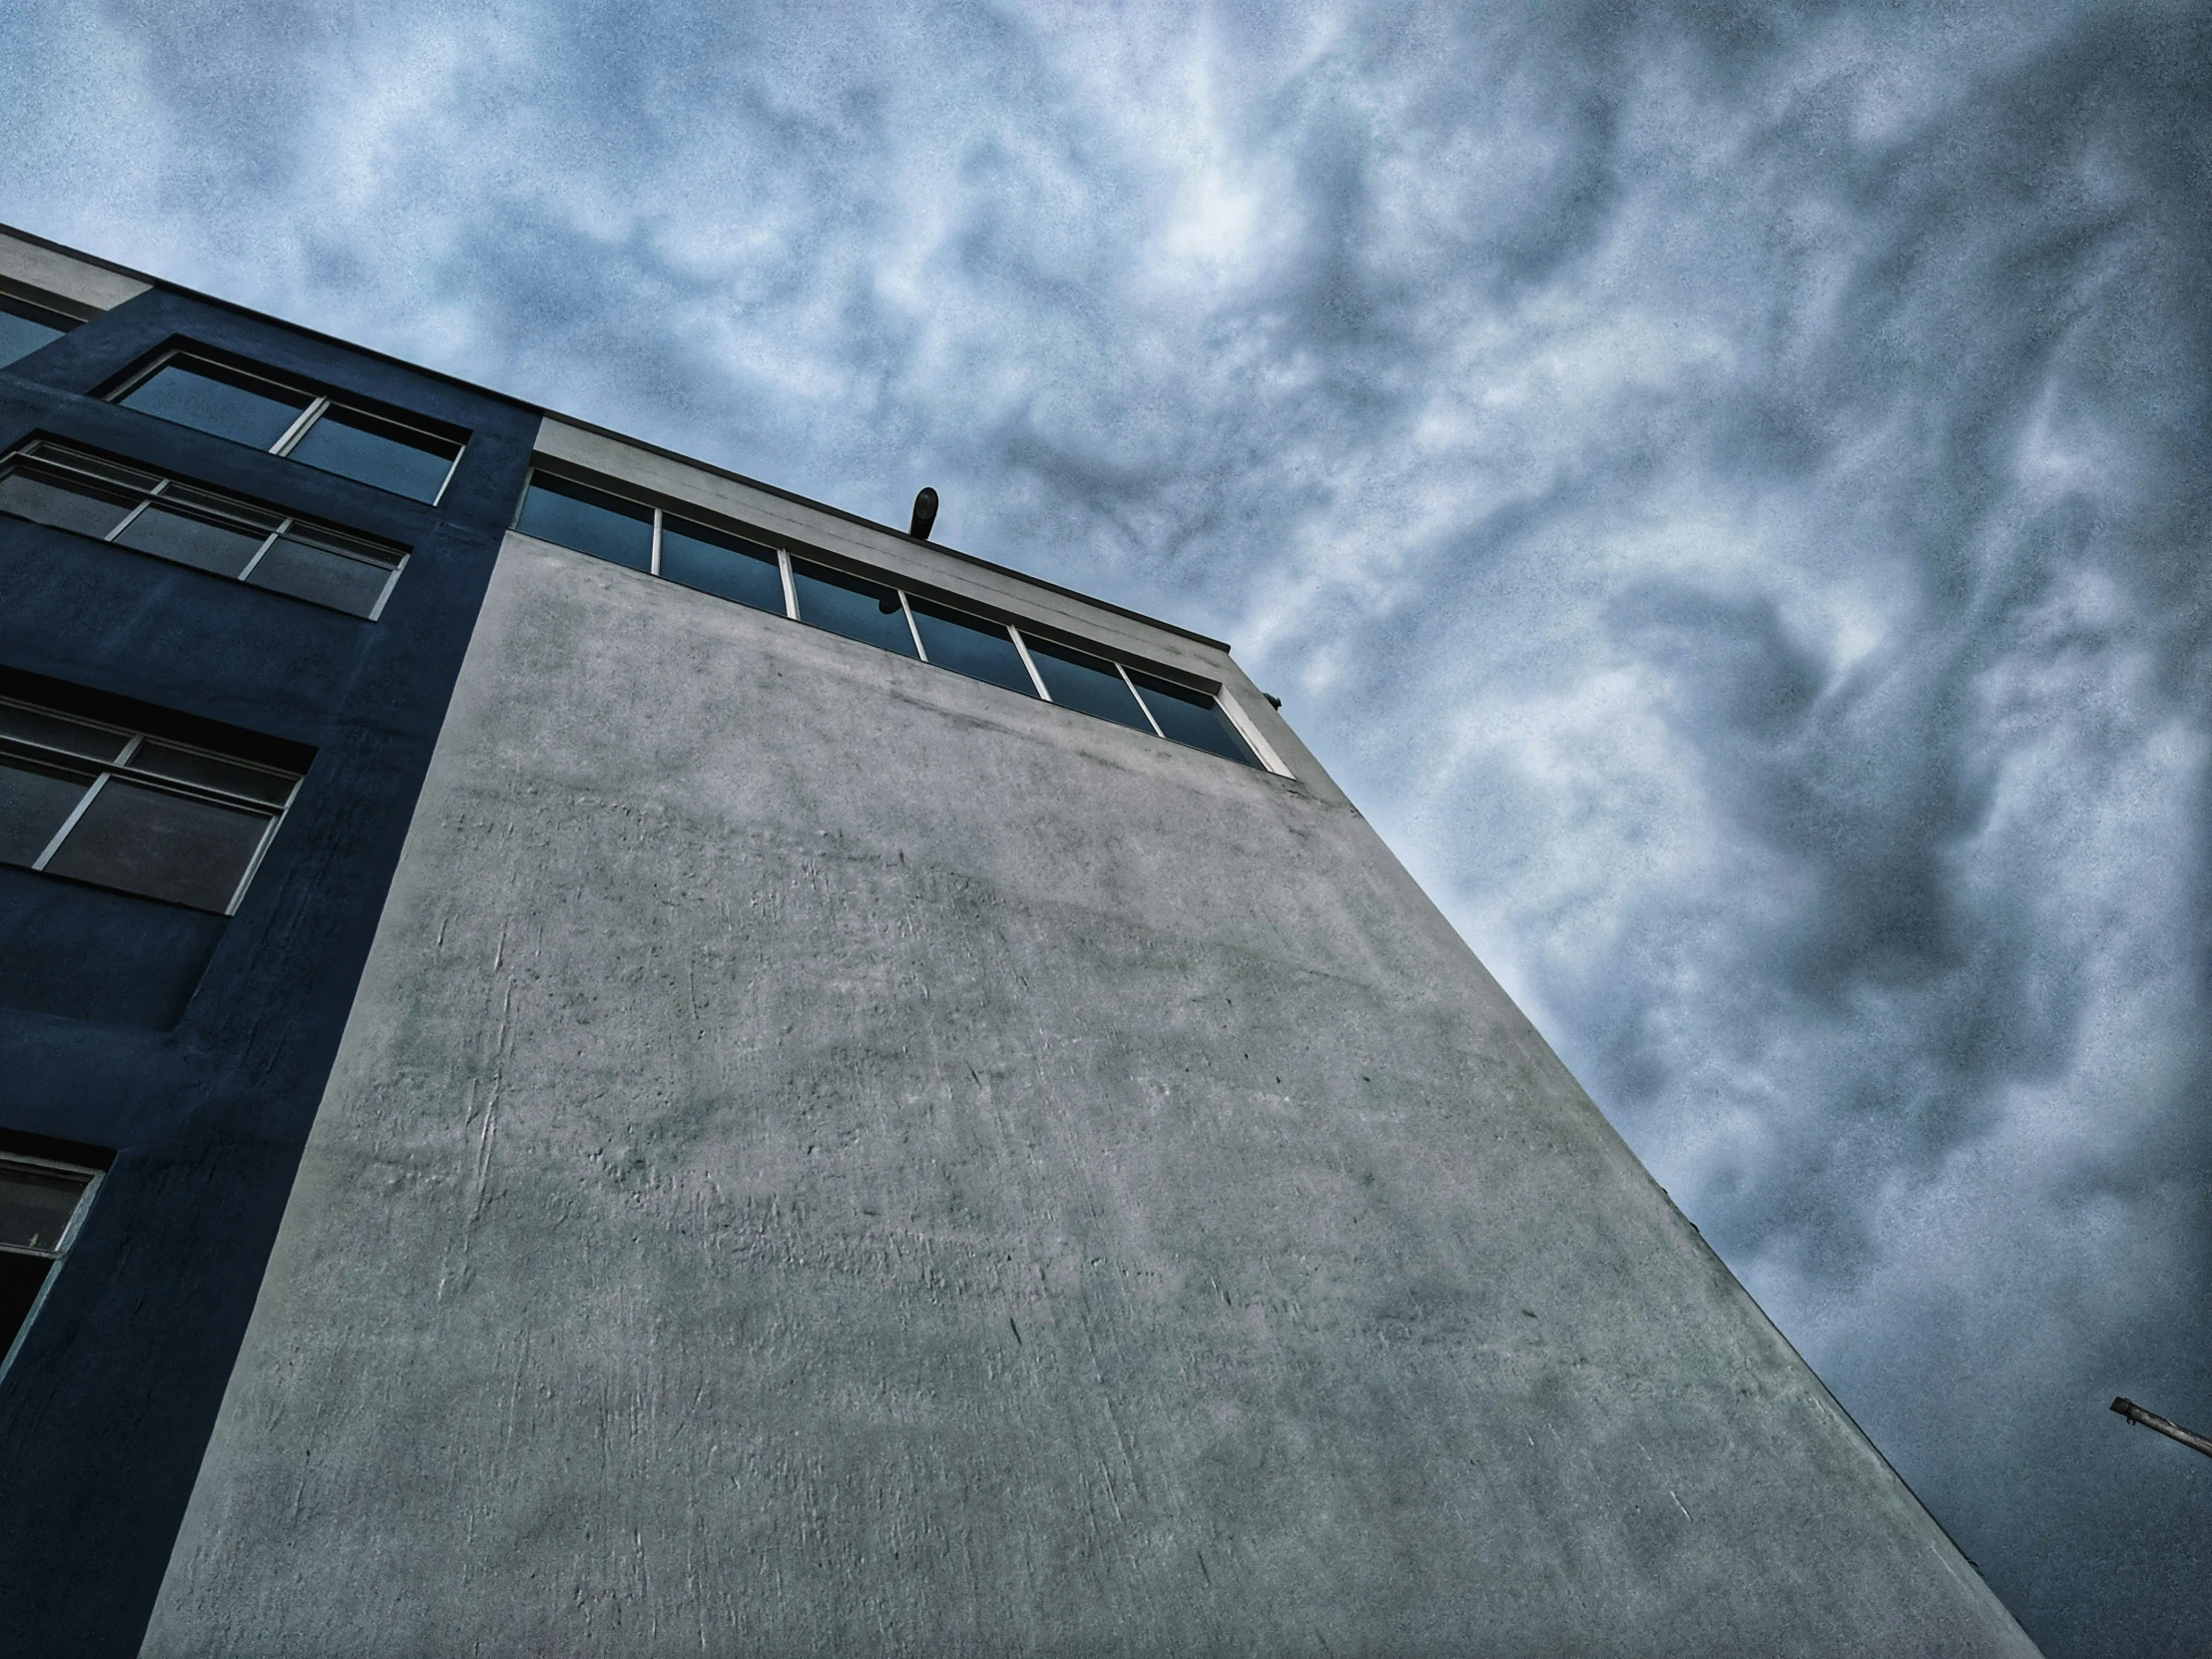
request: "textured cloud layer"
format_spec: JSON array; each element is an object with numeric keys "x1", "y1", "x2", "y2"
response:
[{"x1": 6, "y1": 2, "x2": 2207, "y2": 1651}]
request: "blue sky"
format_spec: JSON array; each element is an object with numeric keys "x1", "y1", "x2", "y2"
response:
[{"x1": 7, "y1": 3, "x2": 2208, "y2": 1651}]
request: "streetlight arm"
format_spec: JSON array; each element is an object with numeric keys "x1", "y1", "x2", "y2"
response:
[{"x1": 2111, "y1": 1397, "x2": 2212, "y2": 1460}]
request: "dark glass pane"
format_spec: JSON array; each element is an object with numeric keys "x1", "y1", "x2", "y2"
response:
[
  {"x1": 791, "y1": 559, "x2": 916, "y2": 656},
  {"x1": 0, "y1": 1165, "x2": 90, "y2": 1253},
  {"x1": 0, "y1": 758, "x2": 92, "y2": 865},
  {"x1": 909, "y1": 599, "x2": 1036, "y2": 697},
  {"x1": 287, "y1": 407, "x2": 459, "y2": 502},
  {"x1": 1026, "y1": 639, "x2": 1151, "y2": 731},
  {"x1": 660, "y1": 516, "x2": 785, "y2": 614},
  {"x1": 45, "y1": 779, "x2": 273, "y2": 911},
  {"x1": 113, "y1": 505, "x2": 271, "y2": 577},
  {"x1": 516, "y1": 475, "x2": 653, "y2": 571},
  {"x1": 0, "y1": 297, "x2": 74, "y2": 366},
  {"x1": 131, "y1": 742, "x2": 296, "y2": 806},
  {"x1": 0, "y1": 1253, "x2": 53, "y2": 1358},
  {"x1": 0, "y1": 466, "x2": 141, "y2": 539},
  {"x1": 1127, "y1": 672, "x2": 1260, "y2": 767},
  {"x1": 0, "y1": 704, "x2": 130, "y2": 763},
  {"x1": 246, "y1": 535, "x2": 396, "y2": 617},
  {"x1": 120, "y1": 358, "x2": 313, "y2": 450}
]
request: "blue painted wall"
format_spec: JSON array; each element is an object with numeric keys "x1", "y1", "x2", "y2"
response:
[{"x1": 0, "y1": 285, "x2": 537, "y2": 1656}]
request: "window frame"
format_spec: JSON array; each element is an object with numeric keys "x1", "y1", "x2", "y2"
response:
[
  {"x1": 0, "y1": 286, "x2": 86, "y2": 365},
  {"x1": 512, "y1": 465, "x2": 1292, "y2": 776},
  {"x1": 0, "y1": 440, "x2": 410, "y2": 620},
  {"x1": 0, "y1": 1148, "x2": 105, "y2": 1385},
  {"x1": 107, "y1": 347, "x2": 467, "y2": 507},
  {"x1": 0, "y1": 696, "x2": 302, "y2": 915}
]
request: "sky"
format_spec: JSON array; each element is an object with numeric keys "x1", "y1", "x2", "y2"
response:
[{"x1": 5, "y1": 2, "x2": 2207, "y2": 1651}]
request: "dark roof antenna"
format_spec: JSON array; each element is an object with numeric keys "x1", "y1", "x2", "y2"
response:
[{"x1": 909, "y1": 487, "x2": 938, "y2": 541}]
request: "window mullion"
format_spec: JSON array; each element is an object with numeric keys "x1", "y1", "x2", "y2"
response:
[
  {"x1": 272, "y1": 395, "x2": 331, "y2": 456},
  {"x1": 1008, "y1": 627, "x2": 1051, "y2": 702},
  {"x1": 778, "y1": 549, "x2": 798, "y2": 620},
  {"x1": 1119, "y1": 664, "x2": 1165, "y2": 738},
  {"x1": 650, "y1": 509, "x2": 663, "y2": 577},
  {"x1": 104, "y1": 492, "x2": 160, "y2": 544},
  {"x1": 220, "y1": 811, "x2": 286, "y2": 916},
  {"x1": 899, "y1": 591, "x2": 926, "y2": 661},
  {"x1": 237, "y1": 518, "x2": 290, "y2": 582},
  {"x1": 365, "y1": 556, "x2": 407, "y2": 623},
  {"x1": 29, "y1": 772, "x2": 110, "y2": 870}
]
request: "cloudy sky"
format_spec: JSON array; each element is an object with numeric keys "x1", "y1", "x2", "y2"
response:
[{"x1": 6, "y1": 2, "x2": 2206, "y2": 1650}]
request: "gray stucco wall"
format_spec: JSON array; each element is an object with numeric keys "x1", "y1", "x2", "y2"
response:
[{"x1": 142, "y1": 531, "x2": 2037, "y2": 1656}]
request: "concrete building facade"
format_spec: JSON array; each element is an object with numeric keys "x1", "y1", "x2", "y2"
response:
[{"x1": 0, "y1": 225, "x2": 2039, "y2": 1656}]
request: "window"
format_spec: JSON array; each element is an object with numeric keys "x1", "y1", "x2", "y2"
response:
[
  {"x1": 113, "y1": 351, "x2": 465, "y2": 504},
  {"x1": 1024, "y1": 638, "x2": 1154, "y2": 733},
  {"x1": 907, "y1": 596, "x2": 1038, "y2": 698},
  {"x1": 514, "y1": 473, "x2": 652, "y2": 571},
  {"x1": 0, "y1": 293, "x2": 79, "y2": 368},
  {"x1": 660, "y1": 516, "x2": 784, "y2": 614},
  {"x1": 512, "y1": 467, "x2": 1276, "y2": 771},
  {"x1": 0, "y1": 696, "x2": 300, "y2": 912},
  {"x1": 791, "y1": 559, "x2": 917, "y2": 657},
  {"x1": 0, "y1": 1143, "x2": 105, "y2": 1377},
  {"x1": 0, "y1": 440, "x2": 407, "y2": 618}
]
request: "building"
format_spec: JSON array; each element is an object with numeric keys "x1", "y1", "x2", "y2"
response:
[{"x1": 0, "y1": 224, "x2": 2038, "y2": 1657}]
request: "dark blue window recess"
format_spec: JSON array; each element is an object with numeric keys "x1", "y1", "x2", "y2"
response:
[
  {"x1": 0, "y1": 694, "x2": 299, "y2": 914},
  {"x1": 0, "y1": 293, "x2": 80, "y2": 367},
  {"x1": 113, "y1": 351, "x2": 465, "y2": 504},
  {"x1": 0, "y1": 441, "x2": 407, "y2": 618},
  {"x1": 512, "y1": 468, "x2": 1272, "y2": 770}
]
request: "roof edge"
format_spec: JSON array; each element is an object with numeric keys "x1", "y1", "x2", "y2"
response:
[{"x1": 0, "y1": 219, "x2": 1234, "y2": 658}]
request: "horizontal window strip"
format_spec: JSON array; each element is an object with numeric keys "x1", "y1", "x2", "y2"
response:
[
  {"x1": 513, "y1": 467, "x2": 1271, "y2": 773},
  {"x1": 0, "y1": 441, "x2": 408, "y2": 620}
]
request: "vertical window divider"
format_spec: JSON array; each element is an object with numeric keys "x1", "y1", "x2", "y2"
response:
[
  {"x1": 649, "y1": 509, "x2": 664, "y2": 577},
  {"x1": 365, "y1": 557, "x2": 406, "y2": 623},
  {"x1": 236, "y1": 518, "x2": 290, "y2": 583},
  {"x1": 1008, "y1": 627, "x2": 1051, "y2": 702},
  {"x1": 104, "y1": 481, "x2": 166, "y2": 544},
  {"x1": 271, "y1": 395, "x2": 331, "y2": 457},
  {"x1": 777, "y1": 548, "x2": 798, "y2": 620},
  {"x1": 30, "y1": 772, "x2": 111, "y2": 870},
  {"x1": 223, "y1": 812, "x2": 288, "y2": 916},
  {"x1": 1118, "y1": 664, "x2": 1166, "y2": 739},
  {"x1": 426, "y1": 446, "x2": 463, "y2": 509},
  {"x1": 898, "y1": 591, "x2": 927, "y2": 661}
]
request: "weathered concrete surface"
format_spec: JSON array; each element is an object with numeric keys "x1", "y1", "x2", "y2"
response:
[{"x1": 143, "y1": 533, "x2": 2039, "y2": 1656}]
